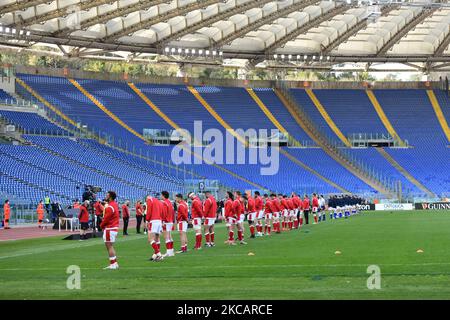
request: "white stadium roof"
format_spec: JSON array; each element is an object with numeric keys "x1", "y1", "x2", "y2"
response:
[{"x1": 1, "y1": 0, "x2": 450, "y2": 70}]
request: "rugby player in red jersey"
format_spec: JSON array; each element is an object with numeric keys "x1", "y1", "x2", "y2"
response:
[
  {"x1": 271, "y1": 194, "x2": 282, "y2": 233},
  {"x1": 254, "y1": 191, "x2": 264, "y2": 237},
  {"x1": 224, "y1": 191, "x2": 236, "y2": 245},
  {"x1": 100, "y1": 191, "x2": 120, "y2": 270},
  {"x1": 234, "y1": 191, "x2": 247, "y2": 245},
  {"x1": 189, "y1": 192, "x2": 204, "y2": 250},
  {"x1": 263, "y1": 194, "x2": 273, "y2": 236},
  {"x1": 245, "y1": 190, "x2": 257, "y2": 239},
  {"x1": 312, "y1": 193, "x2": 319, "y2": 224},
  {"x1": 291, "y1": 192, "x2": 302, "y2": 229},
  {"x1": 161, "y1": 191, "x2": 175, "y2": 257},
  {"x1": 203, "y1": 191, "x2": 217, "y2": 247},
  {"x1": 175, "y1": 194, "x2": 189, "y2": 253},
  {"x1": 279, "y1": 194, "x2": 289, "y2": 231},
  {"x1": 286, "y1": 196, "x2": 295, "y2": 230},
  {"x1": 146, "y1": 193, "x2": 164, "y2": 262},
  {"x1": 303, "y1": 195, "x2": 310, "y2": 225}
]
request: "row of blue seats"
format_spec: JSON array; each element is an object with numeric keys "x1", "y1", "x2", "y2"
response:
[{"x1": 0, "y1": 110, "x2": 70, "y2": 135}]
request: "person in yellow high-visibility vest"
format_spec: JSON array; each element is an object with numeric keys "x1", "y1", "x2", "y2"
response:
[
  {"x1": 37, "y1": 200, "x2": 45, "y2": 228},
  {"x1": 3, "y1": 200, "x2": 11, "y2": 229}
]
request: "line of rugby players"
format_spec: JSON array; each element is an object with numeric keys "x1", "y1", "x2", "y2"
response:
[
  {"x1": 100, "y1": 190, "x2": 360, "y2": 268},
  {"x1": 143, "y1": 191, "x2": 330, "y2": 262}
]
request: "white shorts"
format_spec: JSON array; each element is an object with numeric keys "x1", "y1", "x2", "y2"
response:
[
  {"x1": 204, "y1": 218, "x2": 216, "y2": 226},
  {"x1": 248, "y1": 212, "x2": 257, "y2": 221},
  {"x1": 238, "y1": 214, "x2": 245, "y2": 224},
  {"x1": 265, "y1": 213, "x2": 272, "y2": 220},
  {"x1": 257, "y1": 210, "x2": 264, "y2": 220},
  {"x1": 149, "y1": 220, "x2": 163, "y2": 234},
  {"x1": 163, "y1": 222, "x2": 174, "y2": 232},
  {"x1": 290, "y1": 210, "x2": 296, "y2": 217},
  {"x1": 103, "y1": 228, "x2": 118, "y2": 243},
  {"x1": 177, "y1": 221, "x2": 188, "y2": 232},
  {"x1": 283, "y1": 209, "x2": 289, "y2": 218},
  {"x1": 226, "y1": 217, "x2": 236, "y2": 226},
  {"x1": 312, "y1": 207, "x2": 318, "y2": 213},
  {"x1": 273, "y1": 212, "x2": 280, "y2": 220},
  {"x1": 192, "y1": 217, "x2": 202, "y2": 230}
]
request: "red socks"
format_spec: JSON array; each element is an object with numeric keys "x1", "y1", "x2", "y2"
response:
[
  {"x1": 228, "y1": 230, "x2": 234, "y2": 241},
  {"x1": 151, "y1": 241, "x2": 160, "y2": 254},
  {"x1": 166, "y1": 240, "x2": 173, "y2": 250},
  {"x1": 205, "y1": 233, "x2": 210, "y2": 244},
  {"x1": 250, "y1": 225, "x2": 255, "y2": 236},
  {"x1": 238, "y1": 230, "x2": 243, "y2": 241},
  {"x1": 210, "y1": 232, "x2": 215, "y2": 244},
  {"x1": 299, "y1": 217, "x2": 303, "y2": 226},
  {"x1": 314, "y1": 215, "x2": 318, "y2": 223},
  {"x1": 195, "y1": 233, "x2": 202, "y2": 248}
]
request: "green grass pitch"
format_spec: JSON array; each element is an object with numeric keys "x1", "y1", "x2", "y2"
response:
[{"x1": 1, "y1": 210, "x2": 450, "y2": 300}]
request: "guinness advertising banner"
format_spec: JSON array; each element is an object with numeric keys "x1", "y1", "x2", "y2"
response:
[{"x1": 415, "y1": 202, "x2": 450, "y2": 210}]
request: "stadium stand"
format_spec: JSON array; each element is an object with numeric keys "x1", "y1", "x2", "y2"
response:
[
  {"x1": 0, "y1": 110, "x2": 70, "y2": 135},
  {"x1": 1, "y1": 72, "x2": 448, "y2": 203}
]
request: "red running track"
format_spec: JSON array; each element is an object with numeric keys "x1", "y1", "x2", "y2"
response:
[{"x1": 0, "y1": 219, "x2": 137, "y2": 241}]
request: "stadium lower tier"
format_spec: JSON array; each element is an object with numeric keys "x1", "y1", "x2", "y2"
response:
[{"x1": 0, "y1": 73, "x2": 448, "y2": 202}]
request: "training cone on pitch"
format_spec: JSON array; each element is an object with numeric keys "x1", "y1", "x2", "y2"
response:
[
  {"x1": 416, "y1": 249, "x2": 424, "y2": 253},
  {"x1": 335, "y1": 250, "x2": 342, "y2": 255},
  {"x1": 248, "y1": 252, "x2": 255, "y2": 256}
]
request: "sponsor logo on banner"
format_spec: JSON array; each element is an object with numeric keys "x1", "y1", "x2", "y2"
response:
[
  {"x1": 375, "y1": 203, "x2": 413, "y2": 211},
  {"x1": 415, "y1": 202, "x2": 450, "y2": 210},
  {"x1": 357, "y1": 204, "x2": 375, "y2": 211}
]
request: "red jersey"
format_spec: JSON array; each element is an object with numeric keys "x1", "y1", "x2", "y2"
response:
[
  {"x1": 247, "y1": 196, "x2": 256, "y2": 213},
  {"x1": 264, "y1": 199, "x2": 273, "y2": 213},
  {"x1": 293, "y1": 196, "x2": 302, "y2": 209},
  {"x1": 303, "y1": 198, "x2": 310, "y2": 210},
  {"x1": 135, "y1": 203, "x2": 143, "y2": 216},
  {"x1": 312, "y1": 197, "x2": 319, "y2": 208},
  {"x1": 287, "y1": 198, "x2": 294, "y2": 210},
  {"x1": 224, "y1": 199, "x2": 234, "y2": 218},
  {"x1": 146, "y1": 196, "x2": 162, "y2": 221},
  {"x1": 280, "y1": 198, "x2": 288, "y2": 210},
  {"x1": 162, "y1": 198, "x2": 175, "y2": 223},
  {"x1": 203, "y1": 196, "x2": 217, "y2": 218},
  {"x1": 255, "y1": 196, "x2": 263, "y2": 211},
  {"x1": 78, "y1": 206, "x2": 89, "y2": 223},
  {"x1": 94, "y1": 202, "x2": 104, "y2": 216},
  {"x1": 100, "y1": 201, "x2": 120, "y2": 229},
  {"x1": 121, "y1": 204, "x2": 129, "y2": 219},
  {"x1": 177, "y1": 201, "x2": 188, "y2": 222},
  {"x1": 233, "y1": 198, "x2": 243, "y2": 216},
  {"x1": 191, "y1": 197, "x2": 203, "y2": 219},
  {"x1": 272, "y1": 198, "x2": 282, "y2": 213}
]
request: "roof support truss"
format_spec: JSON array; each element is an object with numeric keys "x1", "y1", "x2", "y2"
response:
[
  {"x1": 265, "y1": 4, "x2": 349, "y2": 54},
  {"x1": 56, "y1": 0, "x2": 166, "y2": 37},
  {"x1": 213, "y1": 0, "x2": 319, "y2": 48},
  {"x1": 376, "y1": 6, "x2": 437, "y2": 56},
  {"x1": 102, "y1": 0, "x2": 220, "y2": 42},
  {"x1": 153, "y1": 0, "x2": 274, "y2": 47}
]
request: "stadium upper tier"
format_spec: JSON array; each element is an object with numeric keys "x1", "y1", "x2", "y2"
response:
[
  {"x1": 0, "y1": 73, "x2": 445, "y2": 203},
  {"x1": 1, "y1": 1, "x2": 450, "y2": 61}
]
